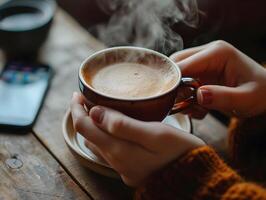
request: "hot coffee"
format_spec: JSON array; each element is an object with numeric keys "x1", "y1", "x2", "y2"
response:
[
  {"x1": 82, "y1": 62, "x2": 178, "y2": 99},
  {"x1": 79, "y1": 47, "x2": 199, "y2": 121}
]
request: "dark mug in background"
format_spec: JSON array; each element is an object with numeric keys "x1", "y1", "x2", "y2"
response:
[{"x1": 0, "y1": 0, "x2": 56, "y2": 60}]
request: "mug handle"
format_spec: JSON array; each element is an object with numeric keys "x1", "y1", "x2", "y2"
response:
[{"x1": 169, "y1": 77, "x2": 201, "y2": 115}]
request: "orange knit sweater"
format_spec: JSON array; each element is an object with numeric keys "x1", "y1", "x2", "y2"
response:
[{"x1": 135, "y1": 113, "x2": 266, "y2": 200}]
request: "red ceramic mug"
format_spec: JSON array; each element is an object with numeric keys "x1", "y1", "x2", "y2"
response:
[{"x1": 79, "y1": 46, "x2": 200, "y2": 121}]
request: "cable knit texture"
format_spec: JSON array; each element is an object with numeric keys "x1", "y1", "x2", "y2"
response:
[
  {"x1": 135, "y1": 113, "x2": 266, "y2": 200},
  {"x1": 222, "y1": 183, "x2": 266, "y2": 200}
]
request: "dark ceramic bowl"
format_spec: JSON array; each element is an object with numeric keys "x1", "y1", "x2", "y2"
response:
[{"x1": 0, "y1": 0, "x2": 56, "y2": 59}]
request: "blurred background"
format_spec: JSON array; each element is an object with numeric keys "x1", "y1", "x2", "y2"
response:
[
  {"x1": 57, "y1": 0, "x2": 266, "y2": 62},
  {"x1": 0, "y1": 0, "x2": 265, "y2": 63}
]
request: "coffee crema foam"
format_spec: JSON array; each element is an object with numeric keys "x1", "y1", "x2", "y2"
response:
[{"x1": 83, "y1": 62, "x2": 178, "y2": 99}]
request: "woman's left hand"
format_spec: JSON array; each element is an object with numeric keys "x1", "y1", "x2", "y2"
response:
[{"x1": 70, "y1": 93, "x2": 205, "y2": 187}]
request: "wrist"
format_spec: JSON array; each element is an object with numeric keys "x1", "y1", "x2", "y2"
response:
[{"x1": 171, "y1": 131, "x2": 205, "y2": 161}]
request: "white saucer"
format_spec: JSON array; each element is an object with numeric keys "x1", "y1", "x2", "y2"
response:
[{"x1": 62, "y1": 110, "x2": 192, "y2": 178}]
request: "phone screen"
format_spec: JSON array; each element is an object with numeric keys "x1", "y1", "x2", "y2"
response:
[{"x1": 0, "y1": 61, "x2": 52, "y2": 129}]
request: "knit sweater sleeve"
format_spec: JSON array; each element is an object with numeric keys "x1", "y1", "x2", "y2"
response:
[
  {"x1": 228, "y1": 113, "x2": 266, "y2": 182},
  {"x1": 135, "y1": 146, "x2": 266, "y2": 200}
]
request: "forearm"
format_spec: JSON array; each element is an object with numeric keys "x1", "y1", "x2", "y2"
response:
[{"x1": 135, "y1": 146, "x2": 266, "y2": 200}]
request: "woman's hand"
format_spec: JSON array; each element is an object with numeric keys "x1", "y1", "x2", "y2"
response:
[
  {"x1": 71, "y1": 93, "x2": 204, "y2": 187},
  {"x1": 170, "y1": 40, "x2": 266, "y2": 118}
]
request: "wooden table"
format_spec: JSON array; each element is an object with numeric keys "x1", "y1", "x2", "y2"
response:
[{"x1": 0, "y1": 9, "x2": 227, "y2": 200}]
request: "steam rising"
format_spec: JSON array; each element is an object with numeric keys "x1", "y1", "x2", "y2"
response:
[{"x1": 95, "y1": 0, "x2": 199, "y2": 55}]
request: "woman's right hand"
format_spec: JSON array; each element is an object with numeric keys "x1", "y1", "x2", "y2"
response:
[{"x1": 170, "y1": 40, "x2": 266, "y2": 118}]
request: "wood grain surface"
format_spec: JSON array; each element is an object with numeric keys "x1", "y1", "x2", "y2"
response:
[{"x1": 0, "y1": 132, "x2": 90, "y2": 200}]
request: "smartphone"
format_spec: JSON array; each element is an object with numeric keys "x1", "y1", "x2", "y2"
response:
[{"x1": 0, "y1": 61, "x2": 53, "y2": 131}]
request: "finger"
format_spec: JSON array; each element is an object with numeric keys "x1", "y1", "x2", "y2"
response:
[
  {"x1": 84, "y1": 131, "x2": 155, "y2": 178},
  {"x1": 177, "y1": 41, "x2": 234, "y2": 79},
  {"x1": 197, "y1": 83, "x2": 255, "y2": 115},
  {"x1": 76, "y1": 117, "x2": 115, "y2": 150},
  {"x1": 81, "y1": 121, "x2": 155, "y2": 177},
  {"x1": 71, "y1": 96, "x2": 159, "y2": 179},
  {"x1": 89, "y1": 106, "x2": 175, "y2": 151},
  {"x1": 70, "y1": 94, "x2": 115, "y2": 149},
  {"x1": 84, "y1": 140, "x2": 106, "y2": 161},
  {"x1": 169, "y1": 42, "x2": 211, "y2": 62},
  {"x1": 70, "y1": 92, "x2": 88, "y2": 126}
]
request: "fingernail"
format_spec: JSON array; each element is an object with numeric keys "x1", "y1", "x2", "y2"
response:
[
  {"x1": 90, "y1": 106, "x2": 105, "y2": 124},
  {"x1": 198, "y1": 88, "x2": 213, "y2": 105}
]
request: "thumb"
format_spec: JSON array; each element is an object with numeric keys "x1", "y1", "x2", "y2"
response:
[{"x1": 197, "y1": 85, "x2": 252, "y2": 114}]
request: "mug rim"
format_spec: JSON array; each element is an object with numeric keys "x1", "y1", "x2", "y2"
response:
[{"x1": 79, "y1": 46, "x2": 182, "y2": 101}]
